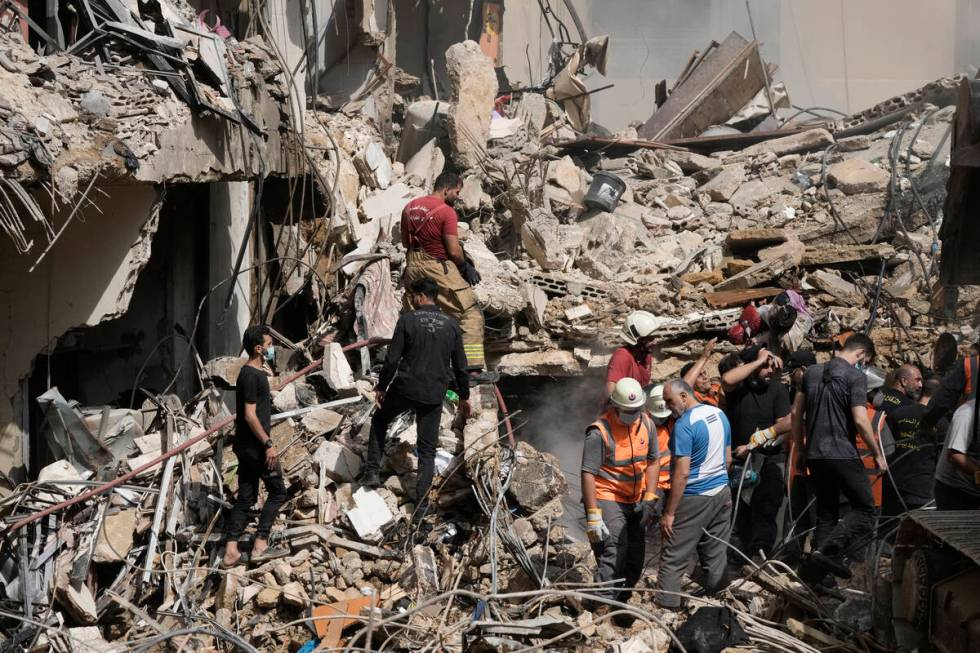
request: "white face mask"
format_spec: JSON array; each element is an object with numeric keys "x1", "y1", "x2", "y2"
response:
[{"x1": 618, "y1": 409, "x2": 641, "y2": 425}]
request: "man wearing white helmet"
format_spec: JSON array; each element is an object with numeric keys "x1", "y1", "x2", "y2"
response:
[
  {"x1": 605, "y1": 311, "x2": 662, "y2": 401},
  {"x1": 581, "y1": 377, "x2": 661, "y2": 605}
]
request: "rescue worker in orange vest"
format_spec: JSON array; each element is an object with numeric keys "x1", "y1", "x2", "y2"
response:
[
  {"x1": 581, "y1": 378, "x2": 661, "y2": 603},
  {"x1": 856, "y1": 366, "x2": 895, "y2": 512},
  {"x1": 681, "y1": 338, "x2": 721, "y2": 407},
  {"x1": 647, "y1": 384, "x2": 674, "y2": 501},
  {"x1": 922, "y1": 332, "x2": 978, "y2": 428}
]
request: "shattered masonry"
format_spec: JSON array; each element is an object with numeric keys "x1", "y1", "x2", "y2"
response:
[{"x1": 0, "y1": 2, "x2": 977, "y2": 653}]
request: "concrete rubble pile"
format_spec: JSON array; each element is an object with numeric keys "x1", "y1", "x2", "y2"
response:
[{"x1": 0, "y1": 16, "x2": 976, "y2": 653}]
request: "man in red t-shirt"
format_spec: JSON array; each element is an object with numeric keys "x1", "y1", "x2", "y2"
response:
[
  {"x1": 401, "y1": 172, "x2": 486, "y2": 370},
  {"x1": 605, "y1": 310, "x2": 663, "y2": 400}
]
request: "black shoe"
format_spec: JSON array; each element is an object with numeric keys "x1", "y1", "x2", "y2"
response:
[
  {"x1": 809, "y1": 551, "x2": 852, "y2": 579},
  {"x1": 468, "y1": 369, "x2": 500, "y2": 385},
  {"x1": 360, "y1": 470, "x2": 381, "y2": 488}
]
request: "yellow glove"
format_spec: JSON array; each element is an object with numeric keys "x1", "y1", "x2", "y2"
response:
[
  {"x1": 748, "y1": 426, "x2": 777, "y2": 449},
  {"x1": 586, "y1": 508, "x2": 610, "y2": 544}
]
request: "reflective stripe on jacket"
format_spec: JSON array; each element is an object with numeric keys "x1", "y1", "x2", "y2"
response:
[
  {"x1": 856, "y1": 406, "x2": 887, "y2": 508},
  {"x1": 964, "y1": 355, "x2": 978, "y2": 403},
  {"x1": 656, "y1": 422, "x2": 671, "y2": 492},
  {"x1": 592, "y1": 410, "x2": 654, "y2": 504}
]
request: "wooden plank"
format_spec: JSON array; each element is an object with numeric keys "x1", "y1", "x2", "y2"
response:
[
  {"x1": 638, "y1": 32, "x2": 766, "y2": 140},
  {"x1": 705, "y1": 287, "x2": 783, "y2": 308},
  {"x1": 725, "y1": 228, "x2": 788, "y2": 250}
]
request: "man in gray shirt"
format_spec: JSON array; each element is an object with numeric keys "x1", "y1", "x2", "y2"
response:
[
  {"x1": 789, "y1": 334, "x2": 887, "y2": 579},
  {"x1": 935, "y1": 399, "x2": 980, "y2": 510}
]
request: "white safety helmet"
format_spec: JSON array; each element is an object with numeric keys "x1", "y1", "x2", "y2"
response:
[
  {"x1": 864, "y1": 365, "x2": 887, "y2": 392},
  {"x1": 610, "y1": 378, "x2": 646, "y2": 410},
  {"x1": 647, "y1": 384, "x2": 672, "y2": 419},
  {"x1": 621, "y1": 310, "x2": 662, "y2": 345}
]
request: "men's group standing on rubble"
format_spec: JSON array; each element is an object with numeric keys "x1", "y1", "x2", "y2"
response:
[
  {"x1": 219, "y1": 174, "x2": 980, "y2": 615},
  {"x1": 580, "y1": 298, "x2": 980, "y2": 611}
]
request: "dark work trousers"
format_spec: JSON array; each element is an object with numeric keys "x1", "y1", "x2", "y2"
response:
[
  {"x1": 365, "y1": 389, "x2": 442, "y2": 513},
  {"x1": 808, "y1": 458, "x2": 876, "y2": 559},
  {"x1": 226, "y1": 447, "x2": 287, "y2": 542},
  {"x1": 655, "y1": 490, "x2": 732, "y2": 609},
  {"x1": 781, "y1": 475, "x2": 815, "y2": 565},
  {"x1": 935, "y1": 480, "x2": 980, "y2": 510},
  {"x1": 591, "y1": 500, "x2": 645, "y2": 602},
  {"x1": 734, "y1": 457, "x2": 784, "y2": 558}
]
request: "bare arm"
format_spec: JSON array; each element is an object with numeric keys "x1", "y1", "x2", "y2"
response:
[
  {"x1": 581, "y1": 471, "x2": 598, "y2": 511},
  {"x1": 664, "y1": 457, "x2": 689, "y2": 516},
  {"x1": 443, "y1": 233, "x2": 465, "y2": 266},
  {"x1": 773, "y1": 413, "x2": 792, "y2": 435},
  {"x1": 684, "y1": 338, "x2": 717, "y2": 388},
  {"x1": 950, "y1": 452, "x2": 980, "y2": 476},
  {"x1": 604, "y1": 381, "x2": 616, "y2": 400},
  {"x1": 244, "y1": 403, "x2": 270, "y2": 444},
  {"x1": 644, "y1": 459, "x2": 660, "y2": 499},
  {"x1": 789, "y1": 391, "x2": 805, "y2": 470},
  {"x1": 853, "y1": 405, "x2": 887, "y2": 469}
]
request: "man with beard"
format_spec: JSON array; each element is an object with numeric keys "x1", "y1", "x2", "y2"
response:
[
  {"x1": 604, "y1": 311, "x2": 663, "y2": 403},
  {"x1": 879, "y1": 364, "x2": 933, "y2": 514},
  {"x1": 720, "y1": 345, "x2": 791, "y2": 561}
]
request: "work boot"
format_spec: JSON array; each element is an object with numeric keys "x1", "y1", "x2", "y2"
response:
[
  {"x1": 360, "y1": 469, "x2": 381, "y2": 489},
  {"x1": 809, "y1": 550, "x2": 852, "y2": 579}
]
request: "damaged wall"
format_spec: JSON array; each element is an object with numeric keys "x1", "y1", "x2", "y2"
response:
[
  {"x1": 502, "y1": 0, "x2": 964, "y2": 129},
  {"x1": 0, "y1": 186, "x2": 161, "y2": 433}
]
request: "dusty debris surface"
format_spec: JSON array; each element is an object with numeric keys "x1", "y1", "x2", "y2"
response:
[{"x1": 1, "y1": 3, "x2": 979, "y2": 652}]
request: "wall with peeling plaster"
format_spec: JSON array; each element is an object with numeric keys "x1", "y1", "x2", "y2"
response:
[{"x1": 0, "y1": 186, "x2": 161, "y2": 429}]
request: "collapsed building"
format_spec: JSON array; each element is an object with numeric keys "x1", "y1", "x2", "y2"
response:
[{"x1": 0, "y1": 1, "x2": 978, "y2": 652}]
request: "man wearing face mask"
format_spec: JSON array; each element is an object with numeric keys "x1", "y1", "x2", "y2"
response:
[
  {"x1": 581, "y1": 378, "x2": 660, "y2": 605},
  {"x1": 721, "y1": 345, "x2": 791, "y2": 561},
  {"x1": 223, "y1": 324, "x2": 288, "y2": 568},
  {"x1": 789, "y1": 333, "x2": 886, "y2": 579}
]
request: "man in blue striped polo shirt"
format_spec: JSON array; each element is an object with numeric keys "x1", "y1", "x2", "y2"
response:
[{"x1": 655, "y1": 378, "x2": 733, "y2": 609}]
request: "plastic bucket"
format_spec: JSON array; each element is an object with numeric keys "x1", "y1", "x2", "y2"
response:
[{"x1": 584, "y1": 171, "x2": 626, "y2": 211}]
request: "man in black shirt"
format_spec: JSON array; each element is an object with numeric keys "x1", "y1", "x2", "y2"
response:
[
  {"x1": 223, "y1": 324, "x2": 287, "y2": 568},
  {"x1": 879, "y1": 364, "x2": 932, "y2": 515},
  {"x1": 922, "y1": 337, "x2": 978, "y2": 426},
  {"x1": 721, "y1": 345, "x2": 791, "y2": 559},
  {"x1": 362, "y1": 277, "x2": 470, "y2": 520},
  {"x1": 790, "y1": 334, "x2": 886, "y2": 578}
]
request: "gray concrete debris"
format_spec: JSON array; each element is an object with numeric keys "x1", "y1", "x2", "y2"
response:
[{"x1": 445, "y1": 41, "x2": 498, "y2": 169}]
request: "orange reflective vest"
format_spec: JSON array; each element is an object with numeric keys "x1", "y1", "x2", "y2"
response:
[
  {"x1": 655, "y1": 422, "x2": 672, "y2": 492},
  {"x1": 963, "y1": 355, "x2": 978, "y2": 404},
  {"x1": 695, "y1": 389, "x2": 719, "y2": 407},
  {"x1": 591, "y1": 410, "x2": 654, "y2": 504},
  {"x1": 856, "y1": 405, "x2": 887, "y2": 508}
]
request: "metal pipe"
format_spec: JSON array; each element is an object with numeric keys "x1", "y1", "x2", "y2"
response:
[{"x1": 6, "y1": 337, "x2": 389, "y2": 534}]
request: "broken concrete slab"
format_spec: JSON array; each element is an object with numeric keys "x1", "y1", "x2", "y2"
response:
[
  {"x1": 725, "y1": 228, "x2": 788, "y2": 250},
  {"x1": 403, "y1": 138, "x2": 445, "y2": 190},
  {"x1": 666, "y1": 150, "x2": 721, "y2": 174},
  {"x1": 729, "y1": 179, "x2": 774, "y2": 209},
  {"x1": 699, "y1": 165, "x2": 746, "y2": 202},
  {"x1": 322, "y1": 342, "x2": 357, "y2": 394},
  {"x1": 806, "y1": 270, "x2": 865, "y2": 306},
  {"x1": 354, "y1": 141, "x2": 393, "y2": 190},
  {"x1": 740, "y1": 128, "x2": 835, "y2": 157},
  {"x1": 507, "y1": 442, "x2": 569, "y2": 511},
  {"x1": 458, "y1": 175, "x2": 483, "y2": 212},
  {"x1": 280, "y1": 581, "x2": 310, "y2": 609},
  {"x1": 397, "y1": 100, "x2": 449, "y2": 163},
  {"x1": 345, "y1": 486, "x2": 394, "y2": 541},
  {"x1": 801, "y1": 243, "x2": 896, "y2": 266},
  {"x1": 314, "y1": 440, "x2": 362, "y2": 483},
  {"x1": 837, "y1": 135, "x2": 871, "y2": 152},
  {"x1": 714, "y1": 252, "x2": 795, "y2": 291},
  {"x1": 826, "y1": 158, "x2": 890, "y2": 194},
  {"x1": 445, "y1": 41, "x2": 497, "y2": 169},
  {"x1": 93, "y1": 509, "x2": 137, "y2": 563},
  {"x1": 301, "y1": 408, "x2": 343, "y2": 435},
  {"x1": 496, "y1": 350, "x2": 581, "y2": 376},
  {"x1": 547, "y1": 156, "x2": 583, "y2": 195},
  {"x1": 204, "y1": 356, "x2": 245, "y2": 387},
  {"x1": 564, "y1": 303, "x2": 593, "y2": 321},
  {"x1": 758, "y1": 238, "x2": 805, "y2": 265}
]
